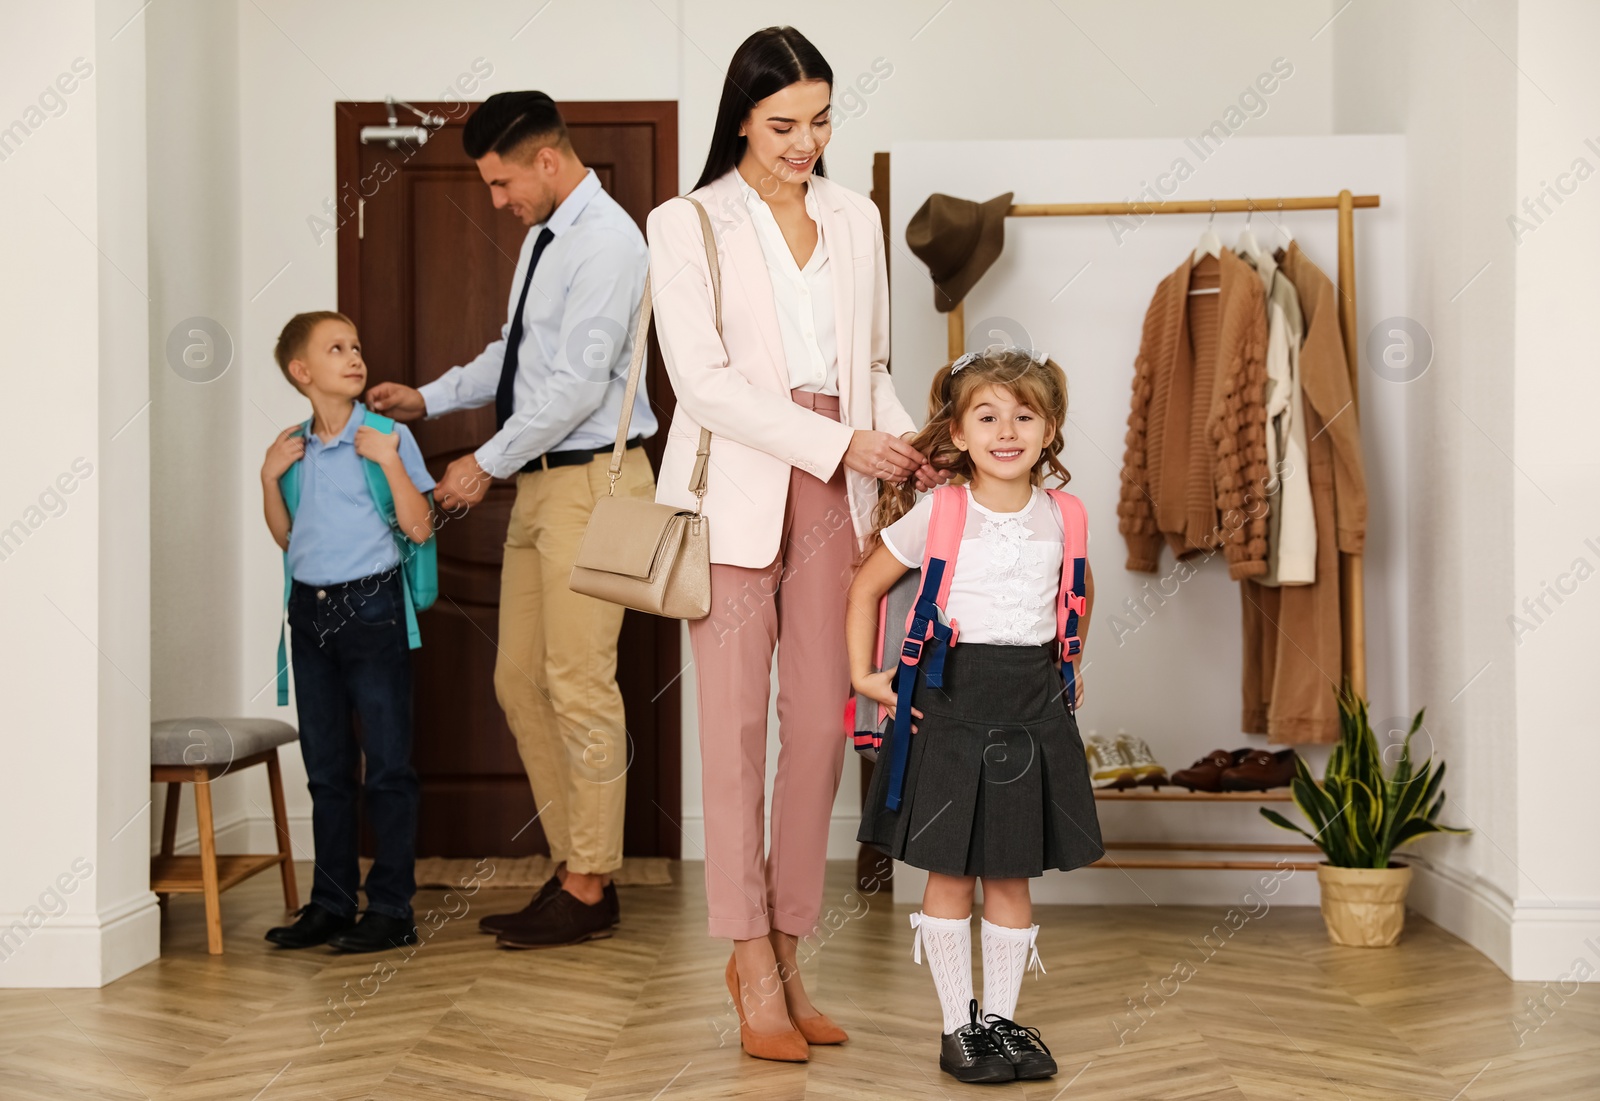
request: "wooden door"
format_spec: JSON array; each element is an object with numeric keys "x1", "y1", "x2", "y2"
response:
[{"x1": 335, "y1": 100, "x2": 682, "y2": 858}]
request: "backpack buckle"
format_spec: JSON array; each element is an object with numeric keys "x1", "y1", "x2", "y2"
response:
[
  {"x1": 900, "y1": 637, "x2": 924, "y2": 664},
  {"x1": 1065, "y1": 591, "x2": 1087, "y2": 616}
]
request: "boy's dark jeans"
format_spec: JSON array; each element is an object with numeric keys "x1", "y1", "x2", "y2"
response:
[{"x1": 288, "y1": 570, "x2": 418, "y2": 922}]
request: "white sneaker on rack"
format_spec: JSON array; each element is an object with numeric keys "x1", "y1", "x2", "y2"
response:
[
  {"x1": 1112, "y1": 730, "x2": 1169, "y2": 788},
  {"x1": 1084, "y1": 733, "x2": 1137, "y2": 789}
]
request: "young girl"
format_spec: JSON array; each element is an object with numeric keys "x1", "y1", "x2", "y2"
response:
[{"x1": 849, "y1": 347, "x2": 1105, "y2": 1084}]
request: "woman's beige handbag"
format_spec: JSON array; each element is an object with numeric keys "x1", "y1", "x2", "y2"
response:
[{"x1": 567, "y1": 198, "x2": 717, "y2": 620}]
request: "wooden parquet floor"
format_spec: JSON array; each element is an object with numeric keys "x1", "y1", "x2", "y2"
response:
[{"x1": 2, "y1": 860, "x2": 1595, "y2": 1100}]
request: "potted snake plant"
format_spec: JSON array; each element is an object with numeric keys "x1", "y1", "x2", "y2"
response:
[{"x1": 1260, "y1": 690, "x2": 1469, "y2": 947}]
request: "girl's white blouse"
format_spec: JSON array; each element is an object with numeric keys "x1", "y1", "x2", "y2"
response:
[{"x1": 881, "y1": 485, "x2": 1064, "y2": 646}]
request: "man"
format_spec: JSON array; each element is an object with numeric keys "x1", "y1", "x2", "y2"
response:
[{"x1": 368, "y1": 91, "x2": 656, "y2": 949}]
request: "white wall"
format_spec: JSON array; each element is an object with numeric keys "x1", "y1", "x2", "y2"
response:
[
  {"x1": 0, "y1": 0, "x2": 158, "y2": 987},
  {"x1": 1332, "y1": 0, "x2": 1600, "y2": 982},
  {"x1": 144, "y1": 0, "x2": 260, "y2": 865}
]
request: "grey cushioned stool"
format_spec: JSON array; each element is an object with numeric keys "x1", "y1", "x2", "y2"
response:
[{"x1": 150, "y1": 717, "x2": 300, "y2": 954}]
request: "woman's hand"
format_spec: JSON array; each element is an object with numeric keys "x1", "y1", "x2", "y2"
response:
[
  {"x1": 853, "y1": 668, "x2": 923, "y2": 734},
  {"x1": 261, "y1": 425, "x2": 305, "y2": 481},
  {"x1": 903, "y1": 432, "x2": 951, "y2": 492},
  {"x1": 843, "y1": 430, "x2": 924, "y2": 485}
]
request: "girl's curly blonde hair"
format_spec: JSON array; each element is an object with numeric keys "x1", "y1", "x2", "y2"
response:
[{"x1": 868, "y1": 348, "x2": 1072, "y2": 548}]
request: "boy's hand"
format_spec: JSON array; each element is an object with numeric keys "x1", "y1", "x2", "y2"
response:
[
  {"x1": 853, "y1": 668, "x2": 922, "y2": 734},
  {"x1": 367, "y1": 382, "x2": 426, "y2": 421},
  {"x1": 262, "y1": 425, "x2": 305, "y2": 481},
  {"x1": 354, "y1": 425, "x2": 401, "y2": 468}
]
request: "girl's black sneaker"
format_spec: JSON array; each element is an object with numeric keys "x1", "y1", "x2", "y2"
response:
[
  {"x1": 940, "y1": 999, "x2": 1015, "y2": 1084},
  {"x1": 982, "y1": 1011, "x2": 1058, "y2": 1080}
]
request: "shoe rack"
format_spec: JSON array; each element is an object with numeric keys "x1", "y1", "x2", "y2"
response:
[{"x1": 1092, "y1": 788, "x2": 1321, "y2": 870}]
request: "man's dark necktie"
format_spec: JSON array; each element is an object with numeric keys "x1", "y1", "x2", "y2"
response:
[{"x1": 494, "y1": 226, "x2": 556, "y2": 430}]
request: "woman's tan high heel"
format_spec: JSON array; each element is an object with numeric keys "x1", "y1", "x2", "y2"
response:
[
  {"x1": 789, "y1": 1010, "x2": 849, "y2": 1045},
  {"x1": 725, "y1": 952, "x2": 809, "y2": 1062},
  {"x1": 773, "y1": 957, "x2": 848, "y2": 1045}
]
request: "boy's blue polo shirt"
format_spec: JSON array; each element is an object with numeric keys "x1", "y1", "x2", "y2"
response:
[{"x1": 287, "y1": 402, "x2": 437, "y2": 587}]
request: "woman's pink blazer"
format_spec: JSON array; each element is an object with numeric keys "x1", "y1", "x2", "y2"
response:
[{"x1": 646, "y1": 170, "x2": 919, "y2": 568}]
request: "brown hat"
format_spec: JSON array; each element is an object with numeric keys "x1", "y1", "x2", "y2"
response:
[{"x1": 905, "y1": 191, "x2": 1014, "y2": 313}]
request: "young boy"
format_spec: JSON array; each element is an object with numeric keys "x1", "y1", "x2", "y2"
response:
[{"x1": 261, "y1": 311, "x2": 435, "y2": 954}]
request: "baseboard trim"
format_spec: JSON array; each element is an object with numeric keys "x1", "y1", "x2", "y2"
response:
[
  {"x1": 1507, "y1": 900, "x2": 1600, "y2": 983},
  {"x1": 0, "y1": 892, "x2": 160, "y2": 988},
  {"x1": 1405, "y1": 856, "x2": 1514, "y2": 975}
]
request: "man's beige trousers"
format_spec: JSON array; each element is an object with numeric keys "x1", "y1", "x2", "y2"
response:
[{"x1": 494, "y1": 444, "x2": 655, "y2": 874}]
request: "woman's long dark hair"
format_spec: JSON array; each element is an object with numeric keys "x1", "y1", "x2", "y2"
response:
[{"x1": 694, "y1": 27, "x2": 832, "y2": 190}]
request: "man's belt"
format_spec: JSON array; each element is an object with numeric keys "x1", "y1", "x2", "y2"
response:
[{"x1": 520, "y1": 435, "x2": 644, "y2": 473}]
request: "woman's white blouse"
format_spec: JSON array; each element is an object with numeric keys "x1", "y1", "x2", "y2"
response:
[{"x1": 738, "y1": 175, "x2": 839, "y2": 395}]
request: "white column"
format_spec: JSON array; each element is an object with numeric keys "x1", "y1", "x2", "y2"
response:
[
  {"x1": 0, "y1": 0, "x2": 157, "y2": 987},
  {"x1": 1508, "y1": 0, "x2": 1600, "y2": 983}
]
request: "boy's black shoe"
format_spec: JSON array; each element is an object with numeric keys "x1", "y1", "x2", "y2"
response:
[
  {"x1": 982, "y1": 1012, "x2": 1058, "y2": 1080},
  {"x1": 940, "y1": 999, "x2": 1015, "y2": 1084},
  {"x1": 265, "y1": 904, "x2": 354, "y2": 949},
  {"x1": 477, "y1": 874, "x2": 563, "y2": 935},
  {"x1": 327, "y1": 911, "x2": 420, "y2": 954},
  {"x1": 495, "y1": 888, "x2": 614, "y2": 949}
]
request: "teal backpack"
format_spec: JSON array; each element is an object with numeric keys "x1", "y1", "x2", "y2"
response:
[{"x1": 275, "y1": 409, "x2": 438, "y2": 706}]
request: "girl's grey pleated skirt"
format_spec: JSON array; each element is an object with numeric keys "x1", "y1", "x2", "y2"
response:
[{"x1": 858, "y1": 641, "x2": 1105, "y2": 879}]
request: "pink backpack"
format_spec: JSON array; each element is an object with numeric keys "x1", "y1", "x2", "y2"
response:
[{"x1": 846, "y1": 483, "x2": 1089, "y2": 812}]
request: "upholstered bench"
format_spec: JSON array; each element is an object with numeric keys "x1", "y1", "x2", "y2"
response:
[{"x1": 150, "y1": 717, "x2": 300, "y2": 954}]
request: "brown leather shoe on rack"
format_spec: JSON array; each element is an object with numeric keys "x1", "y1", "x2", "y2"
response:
[
  {"x1": 1171, "y1": 748, "x2": 1250, "y2": 792},
  {"x1": 725, "y1": 953, "x2": 809, "y2": 1062},
  {"x1": 1220, "y1": 748, "x2": 1299, "y2": 791}
]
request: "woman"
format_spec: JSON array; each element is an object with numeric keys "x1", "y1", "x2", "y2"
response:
[{"x1": 647, "y1": 26, "x2": 937, "y2": 1063}]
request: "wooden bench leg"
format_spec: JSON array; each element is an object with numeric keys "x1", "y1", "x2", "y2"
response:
[
  {"x1": 265, "y1": 751, "x2": 300, "y2": 913},
  {"x1": 192, "y1": 768, "x2": 224, "y2": 954}
]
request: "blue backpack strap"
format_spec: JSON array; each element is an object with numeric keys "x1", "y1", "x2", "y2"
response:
[
  {"x1": 883, "y1": 489, "x2": 964, "y2": 813},
  {"x1": 356, "y1": 409, "x2": 423, "y2": 652},
  {"x1": 1060, "y1": 555, "x2": 1087, "y2": 709},
  {"x1": 275, "y1": 422, "x2": 309, "y2": 707},
  {"x1": 884, "y1": 558, "x2": 947, "y2": 812}
]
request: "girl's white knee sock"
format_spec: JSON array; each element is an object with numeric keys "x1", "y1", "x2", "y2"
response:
[
  {"x1": 910, "y1": 912, "x2": 974, "y2": 1033},
  {"x1": 980, "y1": 918, "x2": 1045, "y2": 1021}
]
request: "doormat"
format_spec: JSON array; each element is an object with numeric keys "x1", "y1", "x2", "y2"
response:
[{"x1": 363, "y1": 856, "x2": 675, "y2": 890}]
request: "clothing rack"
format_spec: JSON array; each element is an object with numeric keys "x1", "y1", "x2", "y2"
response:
[{"x1": 942, "y1": 190, "x2": 1380, "y2": 872}]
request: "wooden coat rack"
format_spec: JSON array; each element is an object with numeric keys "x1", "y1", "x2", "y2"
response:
[{"x1": 941, "y1": 191, "x2": 1381, "y2": 871}]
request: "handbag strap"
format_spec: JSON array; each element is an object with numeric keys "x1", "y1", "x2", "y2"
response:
[{"x1": 608, "y1": 196, "x2": 718, "y2": 506}]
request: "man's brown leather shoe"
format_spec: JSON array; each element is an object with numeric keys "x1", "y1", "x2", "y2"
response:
[
  {"x1": 477, "y1": 874, "x2": 562, "y2": 935},
  {"x1": 496, "y1": 889, "x2": 614, "y2": 949},
  {"x1": 1171, "y1": 748, "x2": 1250, "y2": 792},
  {"x1": 1221, "y1": 748, "x2": 1299, "y2": 791}
]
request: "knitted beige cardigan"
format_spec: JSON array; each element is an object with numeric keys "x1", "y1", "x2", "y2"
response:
[{"x1": 1118, "y1": 248, "x2": 1269, "y2": 580}]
